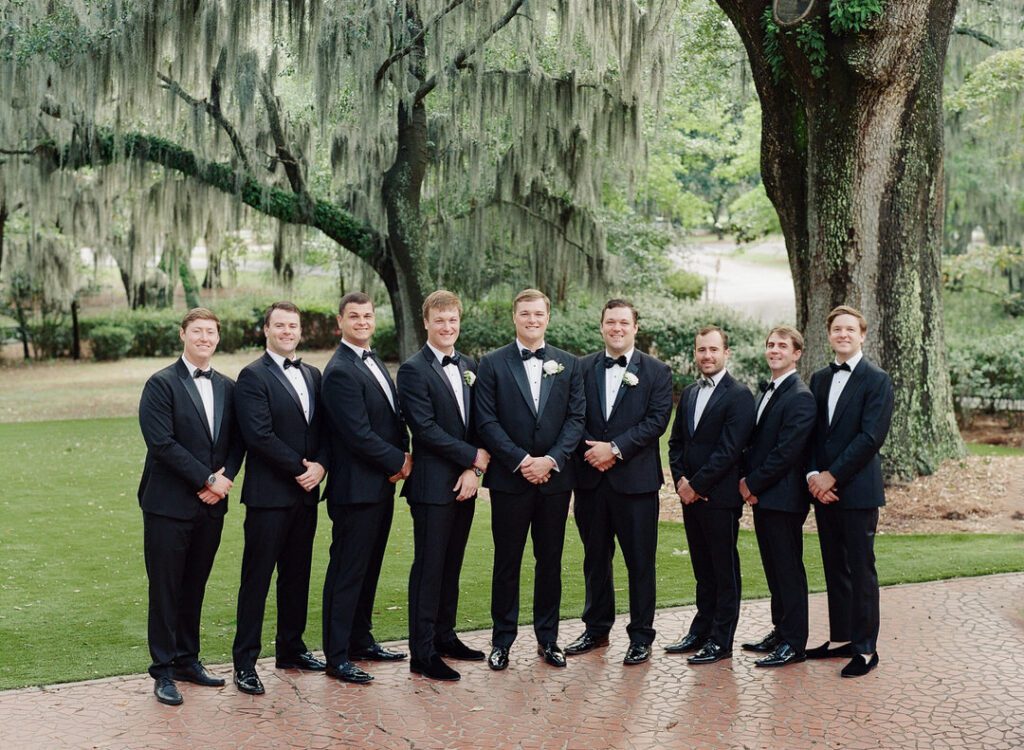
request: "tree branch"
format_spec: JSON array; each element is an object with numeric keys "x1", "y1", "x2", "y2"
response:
[
  {"x1": 953, "y1": 26, "x2": 1002, "y2": 49},
  {"x1": 257, "y1": 73, "x2": 308, "y2": 199},
  {"x1": 156, "y1": 71, "x2": 251, "y2": 170},
  {"x1": 375, "y1": 0, "x2": 467, "y2": 87}
]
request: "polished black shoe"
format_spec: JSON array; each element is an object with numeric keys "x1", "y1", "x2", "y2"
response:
[
  {"x1": 326, "y1": 661, "x2": 374, "y2": 684},
  {"x1": 741, "y1": 629, "x2": 781, "y2": 653},
  {"x1": 488, "y1": 646, "x2": 510, "y2": 671},
  {"x1": 537, "y1": 642, "x2": 567, "y2": 668},
  {"x1": 172, "y1": 661, "x2": 225, "y2": 687},
  {"x1": 276, "y1": 651, "x2": 327, "y2": 671},
  {"x1": 435, "y1": 636, "x2": 485, "y2": 661},
  {"x1": 806, "y1": 641, "x2": 854, "y2": 659},
  {"x1": 623, "y1": 642, "x2": 652, "y2": 666},
  {"x1": 153, "y1": 677, "x2": 183, "y2": 706},
  {"x1": 233, "y1": 668, "x2": 265, "y2": 695},
  {"x1": 841, "y1": 652, "x2": 879, "y2": 678},
  {"x1": 687, "y1": 640, "x2": 731, "y2": 665},
  {"x1": 350, "y1": 643, "x2": 407, "y2": 662},
  {"x1": 754, "y1": 643, "x2": 806, "y2": 668},
  {"x1": 664, "y1": 632, "x2": 704, "y2": 654},
  {"x1": 564, "y1": 632, "x2": 610, "y2": 656},
  {"x1": 410, "y1": 654, "x2": 461, "y2": 681}
]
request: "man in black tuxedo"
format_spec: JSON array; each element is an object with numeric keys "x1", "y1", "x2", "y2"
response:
[
  {"x1": 475, "y1": 288, "x2": 585, "y2": 671},
  {"x1": 320, "y1": 292, "x2": 411, "y2": 684},
  {"x1": 397, "y1": 290, "x2": 491, "y2": 682},
  {"x1": 738, "y1": 325, "x2": 816, "y2": 668},
  {"x1": 230, "y1": 302, "x2": 329, "y2": 696},
  {"x1": 666, "y1": 326, "x2": 754, "y2": 665},
  {"x1": 805, "y1": 305, "x2": 894, "y2": 678},
  {"x1": 138, "y1": 308, "x2": 244, "y2": 705},
  {"x1": 564, "y1": 299, "x2": 672, "y2": 666}
]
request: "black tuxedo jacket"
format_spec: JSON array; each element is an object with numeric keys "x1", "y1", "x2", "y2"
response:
[
  {"x1": 138, "y1": 358, "x2": 244, "y2": 520},
  {"x1": 807, "y1": 357, "x2": 894, "y2": 509},
  {"x1": 668, "y1": 371, "x2": 755, "y2": 508},
  {"x1": 234, "y1": 352, "x2": 328, "y2": 509},
  {"x1": 475, "y1": 342, "x2": 585, "y2": 495},
  {"x1": 321, "y1": 342, "x2": 408, "y2": 506},
  {"x1": 575, "y1": 350, "x2": 673, "y2": 495},
  {"x1": 742, "y1": 373, "x2": 816, "y2": 513},
  {"x1": 397, "y1": 345, "x2": 481, "y2": 505}
]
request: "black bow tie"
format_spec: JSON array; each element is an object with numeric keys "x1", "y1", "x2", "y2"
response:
[
  {"x1": 441, "y1": 354, "x2": 460, "y2": 367},
  {"x1": 698, "y1": 376, "x2": 714, "y2": 388},
  {"x1": 193, "y1": 368, "x2": 213, "y2": 380},
  {"x1": 283, "y1": 358, "x2": 302, "y2": 369},
  {"x1": 759, "y1": 380, "x2": 775, "y2": 393},
  {"x1": 521, "y1": 348, "x2": 546, "y2": 361},
  {"x1": 604, "y1": 355, "x2": 628, "y2": 369},
  {"x1": 829, "y1": 362, "x2": 851, "y2": 374},
  {"x1": 361, "y1": 349, "x2": 375, "y2": 361}
]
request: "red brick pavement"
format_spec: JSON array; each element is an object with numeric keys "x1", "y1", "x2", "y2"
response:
[{"x1": 2, "y1": 573, "x2": 1022, "y2": 749}]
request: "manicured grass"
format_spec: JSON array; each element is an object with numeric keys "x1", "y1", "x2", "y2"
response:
[
  {"x1": 2, "y1": 417, "x2": 1023, "y2": 689},
  {"x1": 966, "y1": 442, "x2": 1024, "y2": 457}
]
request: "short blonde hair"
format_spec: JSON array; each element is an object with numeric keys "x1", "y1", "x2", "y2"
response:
[
  {"x1": 826, "y1": 305, "x2": 867, "y2": 333},
  {"x1": 422, "y1": 290, "x2": 462, "y2": 319},
  {"x1": 765, "y1": 325, "x2": 804, "y2": 351},
  {"x1": 180, "y1": 307, "x2": 220, "y2": 332},
  {"x1": 513, "y1": 288, "x2": 551, "y2": 313}
]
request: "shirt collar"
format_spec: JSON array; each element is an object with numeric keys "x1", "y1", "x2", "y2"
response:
[
  {"x1": 516, "y1": 339, "x2": 546, "y2": 356},
  {"x1": 181, "y1": 355, "x2": 209, "y2": 377},
  {"x1": 706, "y1": 368, "x2": 727, "y2": 387},
  {"x1": 772, "y1": 368, "x2": 797, "y2": 387},
  {"x1": 835, "y1": 351, "x2": 864, "y2": 371},
  {"x1": 342, "y1": 338, "x2": 370, "y2": 359},
  {"x1": 265, "y1": 349, "x2": 295, "y2": 369},
  {"x1": 427, "y1": 342, "x2": 456, "y2": 365},
  {"x1": 605, "y1": 348, "x2": 635, "y2": 366}
]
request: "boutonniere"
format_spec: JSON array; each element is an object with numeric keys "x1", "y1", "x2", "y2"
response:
[
  {"x1": 622, "y1": 372, "x2": 639, "y2": 388},
  {"x1": 542, "y1": 360, "x2": 564, "y2": 377},
  {"x1": 463, "y1": 370, "x2": 476, "y2": 387}
]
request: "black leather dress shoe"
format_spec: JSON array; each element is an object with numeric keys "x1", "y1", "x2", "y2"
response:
[
  {"x1": 350, "y1": 643, "x2": 407, "y2": 661},
  {"x1": 172, "y1": 661, "x2": 225, "y2": 687},
  {"x1": 233, "y1": 668, "x2": 265, "y2": 695},
  {"x1": 806, "y1": 641, "x2": 854, "y2": 659},
  {"x1": 687, "y1": 640, "x2": 731, "y2": 665},
  {"x1": 326, "y1": 661, "x2": 374, "y2": 684},
  {"x1": 276, "y1": 651, "x2": 327, "y2": 671},
  {"x1": 754, "y1": 642, "x2": 806, "y2": 668},
  {"x1": 410, "y1": 654, "x2": 461, "y2": 681},
  {"x1": 841, "y1": 652, "x2": 879, "y2": 678},
  {"x1": 741, "y1": 629, "x2": 781, "y2": 653},
  {"x1": 623, "y1": 642, "x2": 652, "y2": 666},
  {"x1": 488, "y1": 646, "x2": 510, "y2": 671},
  {"x1": 537, "y1": 642, "x2": 567, "y2": 668},
  {"x1": 435, "y1": 637, "x2": 485, "y2": 661},
  {"x1": 154, "y1": 677, "x2": 183, "y2": 706},
  {"x1": 664, "y1": 633, "x2": 704, "y2": 654},
  {"x1": 564, "y1": 632, "x2": 610, "y2": 656}
]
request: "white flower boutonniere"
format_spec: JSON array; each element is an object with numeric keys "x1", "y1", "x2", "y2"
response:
[
  {"x1": 463, "y1": 370, "x2": 476, "y2": 387},
  {"x1": 622, "y1": 372, "x2": 639, "y2": 388},
  {"x1": 542, "y1": 360, "x2": 564, "y2": 377}
]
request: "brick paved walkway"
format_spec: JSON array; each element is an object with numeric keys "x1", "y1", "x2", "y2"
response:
[{"x1": 2, "y1": 573, "x2": 1022, "y2": 749}]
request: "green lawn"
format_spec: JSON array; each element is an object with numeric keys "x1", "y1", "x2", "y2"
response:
[
  {"x1": 966, "y1": 442, "x2": 1024, "y2": 457},
  {"x1": 2, "y1": 417, "x2": 1023, "y2": 689}
]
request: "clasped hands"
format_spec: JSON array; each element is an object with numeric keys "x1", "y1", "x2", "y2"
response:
[
  {"x1": 520, "y1": 455, "x2": 556, "y2": 485},
  {"x1": 295, "y1": 459, "x2": 326, "y2": 491},
  {"x1": 807, "y1": 470, "x2": 839, "y2": 503},
  {"x1": 675, "y1": 476, "x2": 706, "y2": 505},
  {"x1": 583, "y1": 440, "x2": 617, "y2": 472},
  {"x1": 197, "y1": 467, "x2": 231, "y2": 504},
  {"x1": 452, "y1": 449, "x2": 491, "y2": 501}
]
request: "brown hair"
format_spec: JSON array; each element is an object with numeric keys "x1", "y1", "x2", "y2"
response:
[
  {"x1": 513, "y1": 288, "x2": 551, "y2": 313},
  {"x1": 601, "y1": 298, "x2": 639, "y2": 325},
  {"x1": 180, "y1": 307, "x2": 220, "y2": 332},
  {"x1": 264, "y1": 301, "x2": 301, "y2": 328},
  {"x1": 339, "y1": 292, "x2": 373, "y2": 316},
  {"x1": 826, "y1": 305, "x2": 867, "y2": 333},
  {"x1": 696, "y1": 325, "x2": 729, "y2": 349},
  {"x1": 765, "y1": 325, "x2": 804, "y2": 351},
  {"x1": 422, "y1": 289, "x2": 463, "y2": 319}
]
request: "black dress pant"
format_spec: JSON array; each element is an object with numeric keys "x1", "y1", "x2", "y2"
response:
[
  {"x1": 144, "y1": 508, "x2": 224, "y2": 678},
  {"x1": 752, "y1": 506, "x2": 809, "y2": 652},
  {"x1": 814, "y1": 504, "x2": 880, "y2": 655},
  {"x1": 573, "y1": 480, "x2": 658, "y2": 645},
  {"x1": 232, "y1": 501, "x2": 319, "y2": 670},
  {"x1": 407, "y1": 499, "x2": 476, "y2": 660},
  {"x1": 681, "y1": 503, "x2": 742, "y2": 650},
  {"x1": 490, "y1": 488, "x2": 571, "y2": 648},
  {"x1": 322, "y1": 499, "x2": 394, "y2": 665}
]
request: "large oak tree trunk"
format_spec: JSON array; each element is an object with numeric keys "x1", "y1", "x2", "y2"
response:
[{"x1": 718, "y1": 0, "x2": 963, "y2": 478}]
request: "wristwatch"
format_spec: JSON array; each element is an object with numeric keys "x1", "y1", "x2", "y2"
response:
[
  {"x1": 206, "y1": 474, "x2": 217, "y2": 488},
  {"x1": 473, "y1": 468, "x2": 483, "y2": 477}
]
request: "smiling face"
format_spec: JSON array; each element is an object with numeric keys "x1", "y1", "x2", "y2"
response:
[
  {"x1": 337, "y1": 301, "x2": 376, "y2": 349},
  {"x1": 828, "y1": 313, "x2": 865, "y2": 362},
  {"x1": 425, "y1": 306, "x2": 460, "y2": 354},
  {"x1": 265, "y1": 308, "x2": 302, "y2": 359},
  {"x1": 601, "y1": 306, "x2": 638, "y2": 357},
  {"x1": 694, "y1": 329, "x2": 729, "y2": 377},
  {"x1": 764, "y1": 331, "x2": 802, "y2": 377},
  {"x1": 514, "y1": 297, "x2": 549, "y2": 350},
  {"x1": 180, "y1": 318, "x2": 220, "y2": 369}
]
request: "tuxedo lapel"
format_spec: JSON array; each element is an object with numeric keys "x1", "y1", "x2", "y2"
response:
[
  {"x1": 505, "y1": 347, "x2": 538, "y2": 417},
  {"x1": 830, "y1": 363, "x2": 867, "y2": 429},
  {"x1": 264, "y1": 354, "x2": 306, "y2": 421},
  {"x1": 593, "y1": 356, "x2": 608, "y2": 422},
  {"x1": 686, "y1": 385, "x2": 697, "y2": 436},
  {"x1": 608, "y1": 356, "x2": 640, "y2": 420},
  {"x1": 757, "y1": 374, "x2": 796, "y2": 427},
  {"x1": 695, "y1": 376, "x2": 729, "y2": 433},
  {"x1": 300, "y1": 364, "x2": 316, "y2": 421},
  {"x1": 212, "y1": 375, "x2": 225, "y2": 442},
  {"x1": 356, "y1": 351, "x2": 396, "y2": 410},
  {"x1": 177, "y1": 364, "x2": 213, "y2": 442},
  {"x1": 458, "y1": 357, "x2": 471, "y2": 427},
  {"x1": 427, "y1": 347, "x2": 462, "y2": 418},
  {"x1": 538, "y1": 356, "x2": 555, "y2": 418}
]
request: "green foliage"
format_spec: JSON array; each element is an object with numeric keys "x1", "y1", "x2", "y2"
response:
[
  {"x1": 762, "y1": 8, "x2": 786, "y2": 84},
  {"x1": 88, "y1": 325, "x2": 134, "y2": 361},
  {"x1": 178, "y1": 260, "x2": 201, "y2": 309},
  {"x1": 604, "y1": 210, "x2": 674, "y2": 291},
  {"x1": 664, "y1": 269, "x2": 706, "y2": 301},
  {"x1": 947, "y1": 334, "x2": 1024, "y2": 402},
  {"x1": 794, "y1": 20, "x2": 828, "y2": 79},
  {"x1": 727, "y1": 184, "x2": 783, "y2": 243},
  {"x1": 829, "y1": 0, "x2": 885, "y2": 35}
]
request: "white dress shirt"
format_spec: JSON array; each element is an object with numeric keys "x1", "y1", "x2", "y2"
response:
[
  {"x1": 827, "y1": 350, "x2": 863, "y2": 423},
  {"x1": 267, "y1": 349, "x2": 310, "y2": 423},
  {"x1": 181, "y1": 355, "x2": 215, "y2": 434},
  {"x1": 756, "y1": 368, "x2": 796, "y2": 424},
  {"x1": 428, "y1": 342, "x2": 466, "y2": 424},
  {"x1": 518, "y1": 338, "x2": 545, "y2": 412},
  {"x1": 604, "y1": 348, "x2": 634, "y2": 420},
  {"x1": 693, "y1": 368, "x2": 727, "y2": 428},
  {"x1": 343, "y1": 339, "x2": 396, "y2": 412}
]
